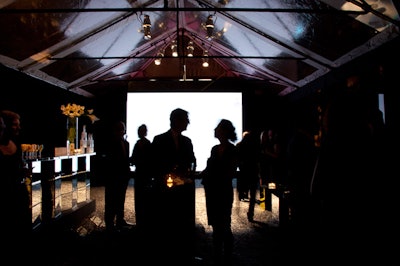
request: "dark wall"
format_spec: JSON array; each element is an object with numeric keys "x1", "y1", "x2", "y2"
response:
[
  {"x1": 241, "y1": 88, "x2": 291, "y2": 140},
  {"x1": 0, "y1": 65, "x2": 95, "y2": 157}
]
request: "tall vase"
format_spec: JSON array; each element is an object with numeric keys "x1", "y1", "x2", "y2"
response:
[{"x1": 67, "y1": 117, "x2": 78, "y2": 155}]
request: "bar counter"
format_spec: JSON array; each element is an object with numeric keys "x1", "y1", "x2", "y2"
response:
[{"x1": 29, "y1": 153, "x2": 96, "y2": 231}]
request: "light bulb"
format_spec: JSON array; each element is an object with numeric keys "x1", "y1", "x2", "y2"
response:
[
  {"x1": 187, "y1": 41, "x2": 194, "y2": 57},
  {"x1": 171, "y1": 40, "x2": 178, "y2": 57}
]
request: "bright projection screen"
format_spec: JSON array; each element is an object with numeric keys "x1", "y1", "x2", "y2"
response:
[{"x1": 127, "y1": 92, "x2": 243, "y2": 171}]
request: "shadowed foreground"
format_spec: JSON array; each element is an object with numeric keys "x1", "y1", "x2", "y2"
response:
[{"x1": 32, "y1": 179, "x2": 396, "y2": 266}]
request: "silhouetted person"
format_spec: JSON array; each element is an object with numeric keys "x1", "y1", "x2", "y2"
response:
[
  {"x1": 129, "y1": 124, "x2": 152, "y2": 227},
  {"x1": 236, "y1": 130, "x2": 260, "y2": 222},
  {"x1": 200, "y1": 119, "x2": 238, "y2": 265},
  {"x1": 286, "y1": 114, "x2": 318, "y2": 232},
  {"x1": 259, "y1": 128, "x2": 282, "y2": 210},
  {"x1": 236, "y1": 131, "x2": 250, "y2": 201},
  {"x1": 311, "y1": 74, "x2": 387, "y2": 264},
  {"x1": 103, "y1": 120, "x2": 132, "y2": 231},
  {"x1": 0, "y1": 110, "x2": 31, "y2": 263},
  {"x1": 151, "y1": 108, "x2": 196, "y2": 264},
  {"x1": 152, "y1": 108, "x2": 196, "y2": 182}
]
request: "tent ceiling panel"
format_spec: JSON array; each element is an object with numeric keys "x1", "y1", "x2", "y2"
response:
[{"x1": 0, "y1": 0, "x2": 399, "y2": 97}]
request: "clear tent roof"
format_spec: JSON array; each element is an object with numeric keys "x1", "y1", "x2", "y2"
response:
[{"x1": 0, "y1": 0, "x2": 399, "y2": 97}]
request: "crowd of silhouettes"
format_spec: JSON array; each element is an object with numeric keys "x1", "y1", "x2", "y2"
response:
[
  {"x1": 7, "y1": 75, "x2": 391, "y2": 265},
  {"x1": 84, "y1": 73, "x2": 392, "y2": 264},
  {"x1": 309, "y1": 74, "x2": 389, "y2": 264}
]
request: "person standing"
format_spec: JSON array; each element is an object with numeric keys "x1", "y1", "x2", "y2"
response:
[
  {"x1": 0, "y1": 110, "x2": 31, "y2": 263},
  {"x1": 150, "y1": 108, "x2": 196, "y2": 264},
  {"x1": 130, "y1": 124, "x2": 152, "y2": 181},
  {"x1": 259, "y1": 128, "x2": 282, "y2": 210},
  {"x1": 286, "y1": 116, "x2": 318, "y2": 231},
  {"x1": 200, "y1": 119, "x2": 239, "y2": 265},
  {"x1": 310, "y1": 75, "x2": 387, "y2": 264},
  {"x1": 236, "y1": 130, "x2": 261, "y2": 222},
  {"x1": 236, "y1": 131, "x2": 251, "y2": 202},
  {"x1": 152, "y1": 108, "x2": 196, "y2": 182},
  {"x1": 129, "y1": 124, "x2": 152, "y2": 227},
  {"x1": 103, "y1": 120, "x2": 132, "y2": 232}
]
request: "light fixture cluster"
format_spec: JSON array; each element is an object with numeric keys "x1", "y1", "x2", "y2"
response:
[
  {"x1": 142, "y1": 13, "x2": 221, "y2": 41},
  {"x1": 154, "y1": 39, "x2": 197, "y2": 65},
  {"x1": 154, "y1": 40, "x2": 210, "y2": 68},
  {"x1": 142, "y1": 14, "x2": 218, "y2": 41},
  {"x1": 141, "y1": 14, "x2": 215, "y2": 68}
]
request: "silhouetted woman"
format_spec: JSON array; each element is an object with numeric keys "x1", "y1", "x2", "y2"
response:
[
  {"x1": 130, "y1": 124, "x2": 152, "y2": 227},
  {"x1": 201, "y1": 119, "x2": 238, "y2": 265},
  {"x1": 0, "y1": 110, "x2": 31, "y2": 263}
]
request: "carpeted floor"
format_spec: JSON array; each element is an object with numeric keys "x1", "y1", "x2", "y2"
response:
[{"x1": 31, "y1": 179, "x2": 397, "y2": 266}]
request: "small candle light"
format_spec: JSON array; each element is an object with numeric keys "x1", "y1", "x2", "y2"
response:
[
  {"x1": 268, "y1": 182, "x2": 276, "y2": 189},
  {"x1": 167, "y1": 175, "x2": 173, "y2": 188}
]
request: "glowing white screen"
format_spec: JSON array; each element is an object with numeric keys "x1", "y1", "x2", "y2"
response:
[{"x1": 127, "y1": 92, "x2": 243, "y2": 171}]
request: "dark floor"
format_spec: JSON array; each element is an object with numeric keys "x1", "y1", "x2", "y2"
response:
[{"x1": 31, "y1": 179, "x2": 397, "y2": 266}]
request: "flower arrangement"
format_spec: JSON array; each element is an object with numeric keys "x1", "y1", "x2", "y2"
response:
[
  {"x1": 61, "y1": 103, "x2": 99, "y2": 155},
  {"x1": 60, "y1": 103, "x2": 99, "y2": 123},
  {"x1": 60, "y1": 103, "x2": 85, "y2": 118}
]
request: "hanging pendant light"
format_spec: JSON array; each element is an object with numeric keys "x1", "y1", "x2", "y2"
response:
[
  {"x1": 187, "y1": 41, "x2": 194, "y2": 57},
  {"x1": 143, "y1": 14, "x2": 151, "y2": 40},
  {"x1": 205, "y1": 15, "x2": 214, "y2": 40},
  {"x1": 202, "y1": 50, "x2": 209, "y2": 67},
  {"x1": 154, "y1": 50, "x2": 164, "y2": 65},
  {"x1": 171, "y1": 40, "x2": 178, "y2": 57}
]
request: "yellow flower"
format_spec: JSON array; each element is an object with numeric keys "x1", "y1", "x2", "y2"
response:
[
  {"x1": 61, "y1": 103, "x2": 85, "y2": 118},
  {"x1": 61, "y1": 103, "x2": 99, "y2": 123}
]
